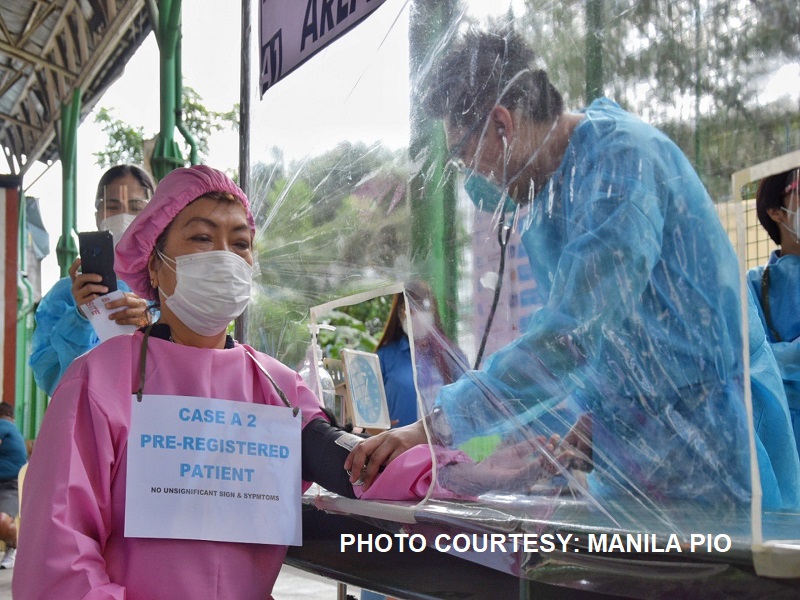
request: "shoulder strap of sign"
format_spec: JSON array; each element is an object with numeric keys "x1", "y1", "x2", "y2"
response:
[
  {"x1": 245, "y1": 350, "x2": 300, "y2": 418},
  {"x1": 135, "y1": 323, "x2": 156, "y2": 402},
  {"x1": 761, "y1": 266, "x2": 783, "y2": 343},
  {"x1": 134, "y1": 328, "x2": 298, "y2": 416}
]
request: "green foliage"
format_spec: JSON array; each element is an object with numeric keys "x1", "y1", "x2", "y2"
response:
[
  {"x1": 517, "y1": 0, "x2": 799, "y2": 198},
  {"x1": 93, "y1": 107, "x2": 146, "y2": 167},
  {"x1": 182, "y1": 86, "x2": 239, "y2": 159},
  {"x1": 247, "y1": 291, "x2": 310, "y2": 369},
  {"x1": 246, "y1": 143, "x2": 410, "y2": 366},
  {"x1": 312, "y1": 296, "x2": 392, "y2": 364},
  {"x1": 93, "y1": 85, "x2": 237, "y2": 168},
  {"x1": 249, "y1": 0, "x2": 800, "y2": 367}
]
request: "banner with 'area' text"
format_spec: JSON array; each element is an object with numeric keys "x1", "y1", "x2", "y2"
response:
[{"x1": 260, "y1": 0, "x2": 388, "y2": 95}]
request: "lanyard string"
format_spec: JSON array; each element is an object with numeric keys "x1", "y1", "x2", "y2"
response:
[
  {"x1": 134, "y1": 325, "x2": 298, "y2": 417},
  {"x1": 135, "y1": 323, "x2": 155, "y2": 402}
]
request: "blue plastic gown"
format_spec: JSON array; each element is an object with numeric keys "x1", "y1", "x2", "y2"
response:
[
  {"x1": 379, "y1": 334, "x2": 467, "y2": 428},
  {"x1": 29, "y1": 277, "x2": 133, "y2": 396},
  {"x1": 377, "y1": 336, "x2": 419, "y2": 427},
  {"x1": 746, "y1": 286, "x2": 800, "y2": 510},
  {"x1": 748, "y1": 251, "x2": 800, "y2": 461},
  {"x1": 435, "y1": 98, "x2": 751, "y2": 506}
]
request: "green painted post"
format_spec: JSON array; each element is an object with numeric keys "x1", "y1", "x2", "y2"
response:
[
  {"x1": 56, "y1": 89, "x2": 81, "y2": 277},
  {"x1": 408, "y1": 0, "x2": 459, "y2": 340},
  {"x1": 15, "y1": 194, "x2": 36, "y2": 437},
  {"x1": 585, "y1": 0, "x2": 604, "y2": 104},
  {"x1": 151, "y1": 0, "x2": 185, "y2": 181},
  {"x1": 175, "y1": 35, "x2": 198, "y2": 165}
]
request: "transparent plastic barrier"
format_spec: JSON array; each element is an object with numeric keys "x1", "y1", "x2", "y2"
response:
[{"x1": 245, "y1": 0, "x2": 800, "y2": 580}]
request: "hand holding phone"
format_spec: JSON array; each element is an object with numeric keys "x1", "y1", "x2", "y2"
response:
[{"x1": 77, "y1": 231, "x2": 118, "y2": 300}]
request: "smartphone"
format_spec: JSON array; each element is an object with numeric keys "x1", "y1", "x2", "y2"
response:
[{"x1": 78, "y1": 231, "x2": 117, "y2": 294}]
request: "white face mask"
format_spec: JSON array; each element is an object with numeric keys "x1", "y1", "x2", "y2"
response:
[
  {"x1": 99, "y1": 213, "x2": 137, "y2": 246},
  {"x1": 157, "y1": 250, "x2": 253, "y2": 336},
  {"x1": 401, "y1": 310, "x2": 435, "y2": 338},
  {"x1": 400, "y1": 314, "x2": 409, "y2": 336},
  {"x1": 413, "y1": 311, "x2": 435, "y2": 337}
]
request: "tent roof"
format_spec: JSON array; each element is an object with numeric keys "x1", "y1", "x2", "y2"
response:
[{"x1": 0, "y1": 0, "x2": 152, "y2": 177}]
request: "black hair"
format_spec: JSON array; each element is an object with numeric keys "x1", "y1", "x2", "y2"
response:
[
  {"x1": 0, "y1": 402, "x2": 14, "y2": 420},
  {"x1": 756, "y1": 169, "x2": 796, "y2": 245},
  {"x1": 95, "y1": 164, "x2": 156, "y2": 207},
  {"x1": 376, "y1": 280, "x2": 443, "y2": 351},
  {"x1": 423, "y1": 27, "x2": 564, "y2": 130}
]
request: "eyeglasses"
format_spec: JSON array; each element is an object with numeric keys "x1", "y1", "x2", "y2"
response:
[{"x1": 446, "y1": 120, "x2": 486, "y2": 173}]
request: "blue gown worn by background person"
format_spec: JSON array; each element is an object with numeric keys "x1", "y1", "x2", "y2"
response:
[
  {"x1": 29, "y1": 277, "x2": 133, "y2": 396},
  {"x1": 378, "y1": 334, "x2": 467, "y2": 428},
  {"x1": 746, "y1": 286, "x2": 800, "y2": 511},
  {"x1": 0, "y1": 419, "x2": 27, "y2": 482},
  {"x1": 748, "y1": 251, "x2": 800, "y2": 462},
  {"x1": 378, "y1": 336, "x2": 418, "y2": 428},
  {"x1": 436, "y1": 98, "x2": 752, "y2": 507}
]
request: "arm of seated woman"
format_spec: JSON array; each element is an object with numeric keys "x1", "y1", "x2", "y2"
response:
[{"x1": 301, "y1": 418, "x2": 363, "y2": 498}]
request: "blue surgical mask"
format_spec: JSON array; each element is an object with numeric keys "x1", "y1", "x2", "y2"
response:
[{"x1": 463, "y1": 169, "x2": 518, "y2": 214}]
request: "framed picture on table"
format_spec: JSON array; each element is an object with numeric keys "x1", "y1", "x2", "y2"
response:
[{"x1": 341, "y1": 349, "x2": 391, "y2": 431}]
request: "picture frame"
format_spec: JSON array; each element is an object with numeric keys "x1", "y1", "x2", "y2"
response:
[{"x1": 340, "y1": 349, "x2": 391, "y2": 430}]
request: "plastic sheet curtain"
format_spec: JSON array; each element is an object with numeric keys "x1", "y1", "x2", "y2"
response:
[{"x1": 247, "y1": 0, "x2": 800, "y2": 586}]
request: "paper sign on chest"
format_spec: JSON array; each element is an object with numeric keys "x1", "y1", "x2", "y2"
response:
[{"x1": 125, "y1": 394, "x2": 302, "y2": 545}]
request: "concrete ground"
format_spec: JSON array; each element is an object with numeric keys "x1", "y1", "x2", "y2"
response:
[{"x1": 0, "y1": 564, "x2": 364, "y2": 599}]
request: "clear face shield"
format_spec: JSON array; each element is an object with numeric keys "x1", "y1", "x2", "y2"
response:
[
  {"x1": 780, "y1": 169, "x2": 800, "y2": 242},
  {"x1": 96, "y1": 184, "x2": 152, "y2": 244},
  {"x1": 96, "y1": 184, "x2": 152, "y2": 219}
]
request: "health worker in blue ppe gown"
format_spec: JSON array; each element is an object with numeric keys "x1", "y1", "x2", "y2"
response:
[
  {"x1": 29, "y1": 165, "x2": 155, "y2": 396},
  {"x1": 746, "y1": 285, "x2": 800, "y2": 511},
  {"x1": 748, "y1": 168, "x2": 800, "y2": 462},
  {"x1": 347, "y1": 28, "x2": 760, "y2": 509}
]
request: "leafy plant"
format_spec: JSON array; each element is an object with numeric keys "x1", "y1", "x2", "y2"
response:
[{"x1": 93, "y1": 85, "x2": 237, "y2": 168}]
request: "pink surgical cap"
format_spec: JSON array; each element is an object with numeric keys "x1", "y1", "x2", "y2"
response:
[{"x1": 115, "y1": 165, "x2": 255, "y2": 301}]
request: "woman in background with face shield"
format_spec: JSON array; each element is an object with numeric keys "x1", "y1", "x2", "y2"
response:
[
  {"x1": 14, "y1": 166, "x2": 358, "y2": 600},
  {"x1": 748, "y1": 168, "x2": 800, "y2": 460},
  {"x1": 375, "y1": 280, "x2": 468, "y2": 428},
  {"x1": 29, "y1": 164, "x2": 155, "y2": 396}
]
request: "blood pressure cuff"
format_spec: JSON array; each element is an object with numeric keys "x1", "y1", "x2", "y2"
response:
[{"x1": 301, "y1": 417, "x2": 364, "y2": 499}]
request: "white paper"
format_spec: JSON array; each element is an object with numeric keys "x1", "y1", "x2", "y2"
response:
[
  {"x1": 79, "y1": 290, "x2": 138, "y2": 342},
  {"x1": 125, "y1": 394, "x2": 302, "y2": 546}
]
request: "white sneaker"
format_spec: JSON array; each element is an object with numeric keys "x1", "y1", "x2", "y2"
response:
[{"x1": 0, "y1": 547, "x2": 15, "y2": 569}]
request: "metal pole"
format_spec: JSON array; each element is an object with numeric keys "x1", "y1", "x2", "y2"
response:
[
  {"x1": 336, "y1": 582, "x2": 347, "y2": 600},
  {"x1": 234, "y1": 0, "x2": 252, "y2": 345}
]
